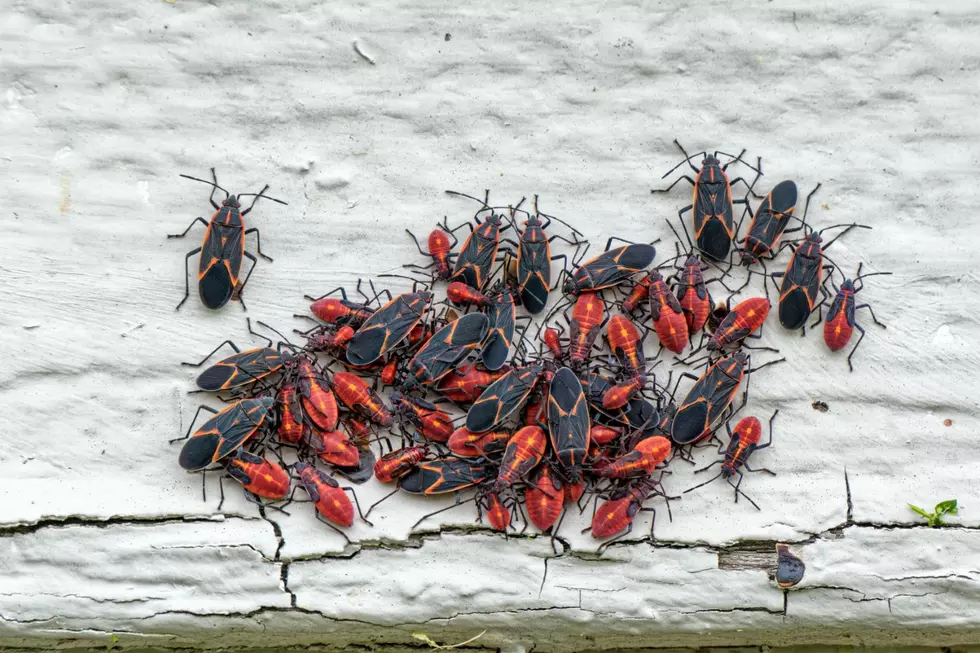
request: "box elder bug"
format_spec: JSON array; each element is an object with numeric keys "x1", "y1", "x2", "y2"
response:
[
  {"x1": 444, "y1": 189, "x2": 513, "y2": 290},
  {"x1": 823, "y1": 263, "x2": 892, "y2": 371},
  {"x1": 172, "y1": 396, "x2": 275, "y2": 471},
  {"x1": 405, "y1": 311, "x2": 490, "y2": 386},
  {"x1": 771, "y1": 214, "x2": 871, "y2": 332},
  {"x1": 346, "y1": 288, "x2": 433, "y2": 366},
  {"x1": 170, "y1": 168, "x2": 286, "y2": 311},
  {"x1": 652, "y1": 140, "x2": 761, "y2": 262},
  {"x1": 670, "y1": 352, "x2": 783, "y2": 447},
  {"x1": 548, "y1": 366, "x2": 591, "y2": 482},
  {"x1": 561, "y1": 238, "x2": 657, "y2": 295},
  {"x1": 684, "y1": 411, "x2": 778, "y2": 510},
  {"x1": 505, "y1": 195, "x2": 585, "y2": 314},
  {"x1": 466, "y1": 362, "x2": 544, "y2": 433}
]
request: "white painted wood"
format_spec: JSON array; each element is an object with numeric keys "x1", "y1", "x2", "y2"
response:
[{"x1": 1, "y1": 0, "x2": 978, "y2": 649}]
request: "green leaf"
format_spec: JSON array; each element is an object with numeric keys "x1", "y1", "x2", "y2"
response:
[
  {"x1": 935, "y1": 499, "x2": 959, "y2": 516},
  {"x1": 908, "y1": 504, "x2": 931, "y2": 519}
]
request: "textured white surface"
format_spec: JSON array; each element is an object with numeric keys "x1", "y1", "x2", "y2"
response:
[{"x1": 2, "y1": 0, "x2": 979, "y2": 649}]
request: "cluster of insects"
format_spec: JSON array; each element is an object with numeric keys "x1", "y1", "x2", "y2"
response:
[{"x1": 169, "y1": 142, "x2": 888, "y2": 552}]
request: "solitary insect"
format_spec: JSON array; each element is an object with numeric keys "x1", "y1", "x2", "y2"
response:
[
  {"x1": 823, "y1": 263, "x2": 891, "y2": 371},
  {"x1": 776, "y1": 544, "x2": 806, "y2": 588},
  {"x1": 170, "y1": 168, "x2": 286, "y2": 310},
  {"x1": 653, "y1": 140, "x2": 760, "y2": 262}
]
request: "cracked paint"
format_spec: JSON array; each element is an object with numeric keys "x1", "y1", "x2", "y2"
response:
[{"x1": 2, "y1": 0, "x2": 980, "y2": 650}]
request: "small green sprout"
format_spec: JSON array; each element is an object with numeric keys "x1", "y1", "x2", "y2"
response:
[
  {"x1": 908, "y1": 499, "x2": 959, "y2": 527},
  {"x1": 106, "y1": 635, "x2": 119, "y2": 652}
]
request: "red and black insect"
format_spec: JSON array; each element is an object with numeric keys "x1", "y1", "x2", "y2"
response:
[
  {"x1": 174, "y1": 396, "x2": 275, "y2": 471},
  {"x1": 621, "y1": 274, "x2": 653, "y2": 315},
  {"x1": 540, "y1": 326, "x2": 565, "y2": 361},
  {"x1": 562, "y1": 239, "x2": 657, "y2": 295},
  {"x1": 772, "y1": 221, "x2": 871, "y2": 332},
  {"x1": 276, "y1": 382, "x2": 305, "y2": 444},
  {"x1": 405, "y1": 222, "x2": 457, "y2": 281},
  {"x1": 524, "y1": 463, "x2": 564, "y2": 531},
  {"x1": 447, "y1": 427, "x2": 511, "y2": 458},
  {"x1": 824, "y1": 264, "x2": 891, "y2": 371},
  {"x1": 445, "y1": 190, "x2": 511, "y2": 290},
  {"x1": 170, "y1": 168, "x2": 286, "y2": 311},
  {"x1": 593, "y1": 436, "x2": 671, "y2": 479},
  {"x1": 303, "y1": 324, "x2": 356, "y2": 357},
  {"x1": 406, "y1": 312, "x2": 490, "y2": 386},
  {"x1": 589, "y1": 475, "x2": 672, "y2": 553},
  {"x1": 399, "y1": 458, "x2": 487, "y2": 495},
  {"x1": 479, "y1": 490, "x2": 515, "y2": 532},
  {"x1": 566, "y1": 291, "x2": 608, "y2": 369},
  {"x1": 653, "y1": 140, "x2": 760, "y2": 262},
  {"x1": 434, "y1": 363, "x2": 509, "y2": 405},
  {"x1": 493, "y1": 425, "x2": 549, "y2": 492},
  {"x1": 548, "y1": 367, "x2": 591, "y2": 482},
  {"x1": 390, "y1": 391, "x2": 455, "y2": 443},
  {"x1": 304, "y1": 280, "x2": 389, "y2": 328},
  {"x1": 684, "y1": 411, "x2": 778, "y2": 510},
  {"x1": 374, "y1": 445, "x2": 431, "y2": 483},
  {"x1": 662, "y1": 227, "x2": 728, "y2": 335},
  {"x1": 466, "y1": 363, "x2": 544, "y2": 433},
  {"x1": 446, "y1": 281, "x2": 488, "y2": 307},
  {"x1": 481, "y1": 286, "x2": 522, "y2": 372},
  {"x1": 305, "y1": 426, "x2": 360, "y2": 467},
  {"x1": 220, "y1": 449, "x2": 291, "y2": 510},
  {"x1": 509, "y1": 196, "x2": 584, "y2": 314},
  {"x1": 647, "y1": 269, "x2": 689, "y2": 354},
  {"x1": 183, "y1": 320, "x2": 295, "y2": 393},
  {"x1": 331, "y1": 371, "x2": 393, "y2": 427},
  {"x1": 296, "y1": 357, "x2": 338, "y2": 432},
  {"x1": 670, "y1": 352, "x2": 782, "y2": 446},
  {"x1": 738, "y1": 180, "x2": 801, "y2": 265},
  {"x1": 291, "y1": 462, "x2": 371, "y2": 542},
  {"x1": 346, "y1": 289, "x2": 433, "y2": 366},
  {"x1": 702, "y1": 297, "x2": 772, "y2": 354}
]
